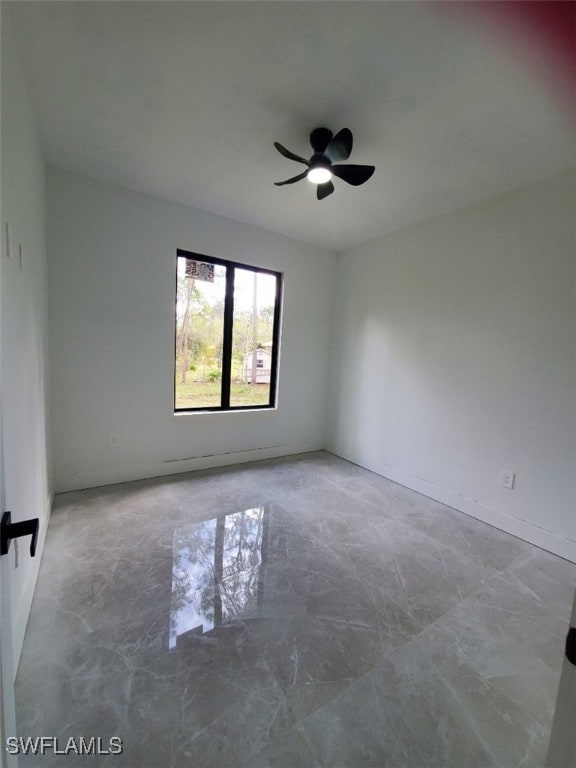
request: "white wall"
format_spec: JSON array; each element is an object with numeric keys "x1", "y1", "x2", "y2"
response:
[
  {"x1": 47, "y1": 169, "x2": 336, "y2": 492},
  {"x1": 328, "y1": 172, "x2": 576, "y2": 562},
  {"x1": 1, "y1": 7, "x2": 52, "y2": 669}
]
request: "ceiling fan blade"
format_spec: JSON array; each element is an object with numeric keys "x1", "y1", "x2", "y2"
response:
[
  {"x1": 323, "y1": 128, "x2": 353, "y2": 163},
  {"x1": 317, "y1": 181, "x2": 334, "y2": 200},
  {"x1": 274, "y1": 142, "x2": 309, "y2": 166},
  {"x1": 332, "y1": 164, "x2": 375, "y2": 186},
  {"x1": 310, "y1": 127, "x2": 333, "y2": 154},
  {"x1": 274, "y1": 170, "x2": 309, "y2": 186}
]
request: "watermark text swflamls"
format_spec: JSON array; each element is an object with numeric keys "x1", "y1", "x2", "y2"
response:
[{"x1": 6, "y1": 736, "x2": 123, "y2": 756}]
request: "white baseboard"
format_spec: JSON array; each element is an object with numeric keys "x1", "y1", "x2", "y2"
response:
[
  {"x1": 331, "y1": 451, "x2": 576, "y2": 564},
  {"x1": 55, "y1": 443, "x2": 322, "y2": 493}
]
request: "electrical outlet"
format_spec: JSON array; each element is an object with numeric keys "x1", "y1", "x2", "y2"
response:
[
  {"x1": 109, "y1": 433, "x2": 119, "y2": 448},
  {"x1": 500, "y1": 469, "x2": 515, "y2": 489}
]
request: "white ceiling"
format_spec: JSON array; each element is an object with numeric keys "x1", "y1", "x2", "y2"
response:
[{"x1": 7, "y1": 1, "x2": 574, "y2": 251}]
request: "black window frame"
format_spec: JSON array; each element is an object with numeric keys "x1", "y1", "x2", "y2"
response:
[{"x1": 174, "y1": 249, "x2": 282, "y2": 413}]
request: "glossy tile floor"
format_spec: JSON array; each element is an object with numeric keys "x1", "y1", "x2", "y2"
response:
[{"x1": 16, "y1": 452, "x2": 575, "y2": 767}]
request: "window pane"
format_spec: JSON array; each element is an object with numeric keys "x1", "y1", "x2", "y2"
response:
[
  {"x1": 230, "y1": 268, "x2": 277, "y2": 407},
  {"x1": 175, "y1": 259, "x2": 226, "y2": 409}
]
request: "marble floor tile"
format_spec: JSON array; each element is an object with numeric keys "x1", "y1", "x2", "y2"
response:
[
  {"x1": 300, "y1": 636, "x2": 497, "y2": 768},
  {"x1": 349, "y1": 518, "x2": 497, "y2": 629},
  {"x1": 393, "y1": 498, "x2": 536, "y2": 572},
  {"x1": 416, "y1": 556, "x2": 574, "y2": 732},
  {"x1": 14, "y1": 452, "x2": 575, "y2": 767}
]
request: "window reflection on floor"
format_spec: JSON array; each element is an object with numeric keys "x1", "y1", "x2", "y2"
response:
[{"x1": 169, "y1": 506, "x2": 269, "y2": 649}]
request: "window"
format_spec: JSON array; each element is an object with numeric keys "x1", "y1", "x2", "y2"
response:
[{"x1": 174, "y1": 250, "x2": 282, "y2": 411}]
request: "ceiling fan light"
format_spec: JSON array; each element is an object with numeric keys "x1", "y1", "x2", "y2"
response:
[{"x1": 307, "y1": 166, "x2": 332, "y2": 184}]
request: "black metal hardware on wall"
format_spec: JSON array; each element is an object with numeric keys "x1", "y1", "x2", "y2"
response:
[
  {"x1": 1, "y1": 511, "x2": 39, "y2": 557},
  {"x1": 566, "y1": 626, "x2": 575, "y2": 666}
]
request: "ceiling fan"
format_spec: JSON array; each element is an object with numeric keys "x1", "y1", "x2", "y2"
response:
[{"x1": 274, "y1": 127, "x2": 375, "y2": 200}]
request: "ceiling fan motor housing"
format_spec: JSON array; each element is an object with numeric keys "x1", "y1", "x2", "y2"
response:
[{"x1": 309, "y1": 153, "x2": 332, "y2": 172}]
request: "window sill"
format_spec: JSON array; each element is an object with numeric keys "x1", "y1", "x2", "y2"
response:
[{"x1": 173, "y1": 406, "x2": 279, "y2": 416}]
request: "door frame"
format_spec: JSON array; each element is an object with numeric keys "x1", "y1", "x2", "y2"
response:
[{"x1": 0, "y1": 208, "x2": 18, "y2": 767}]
